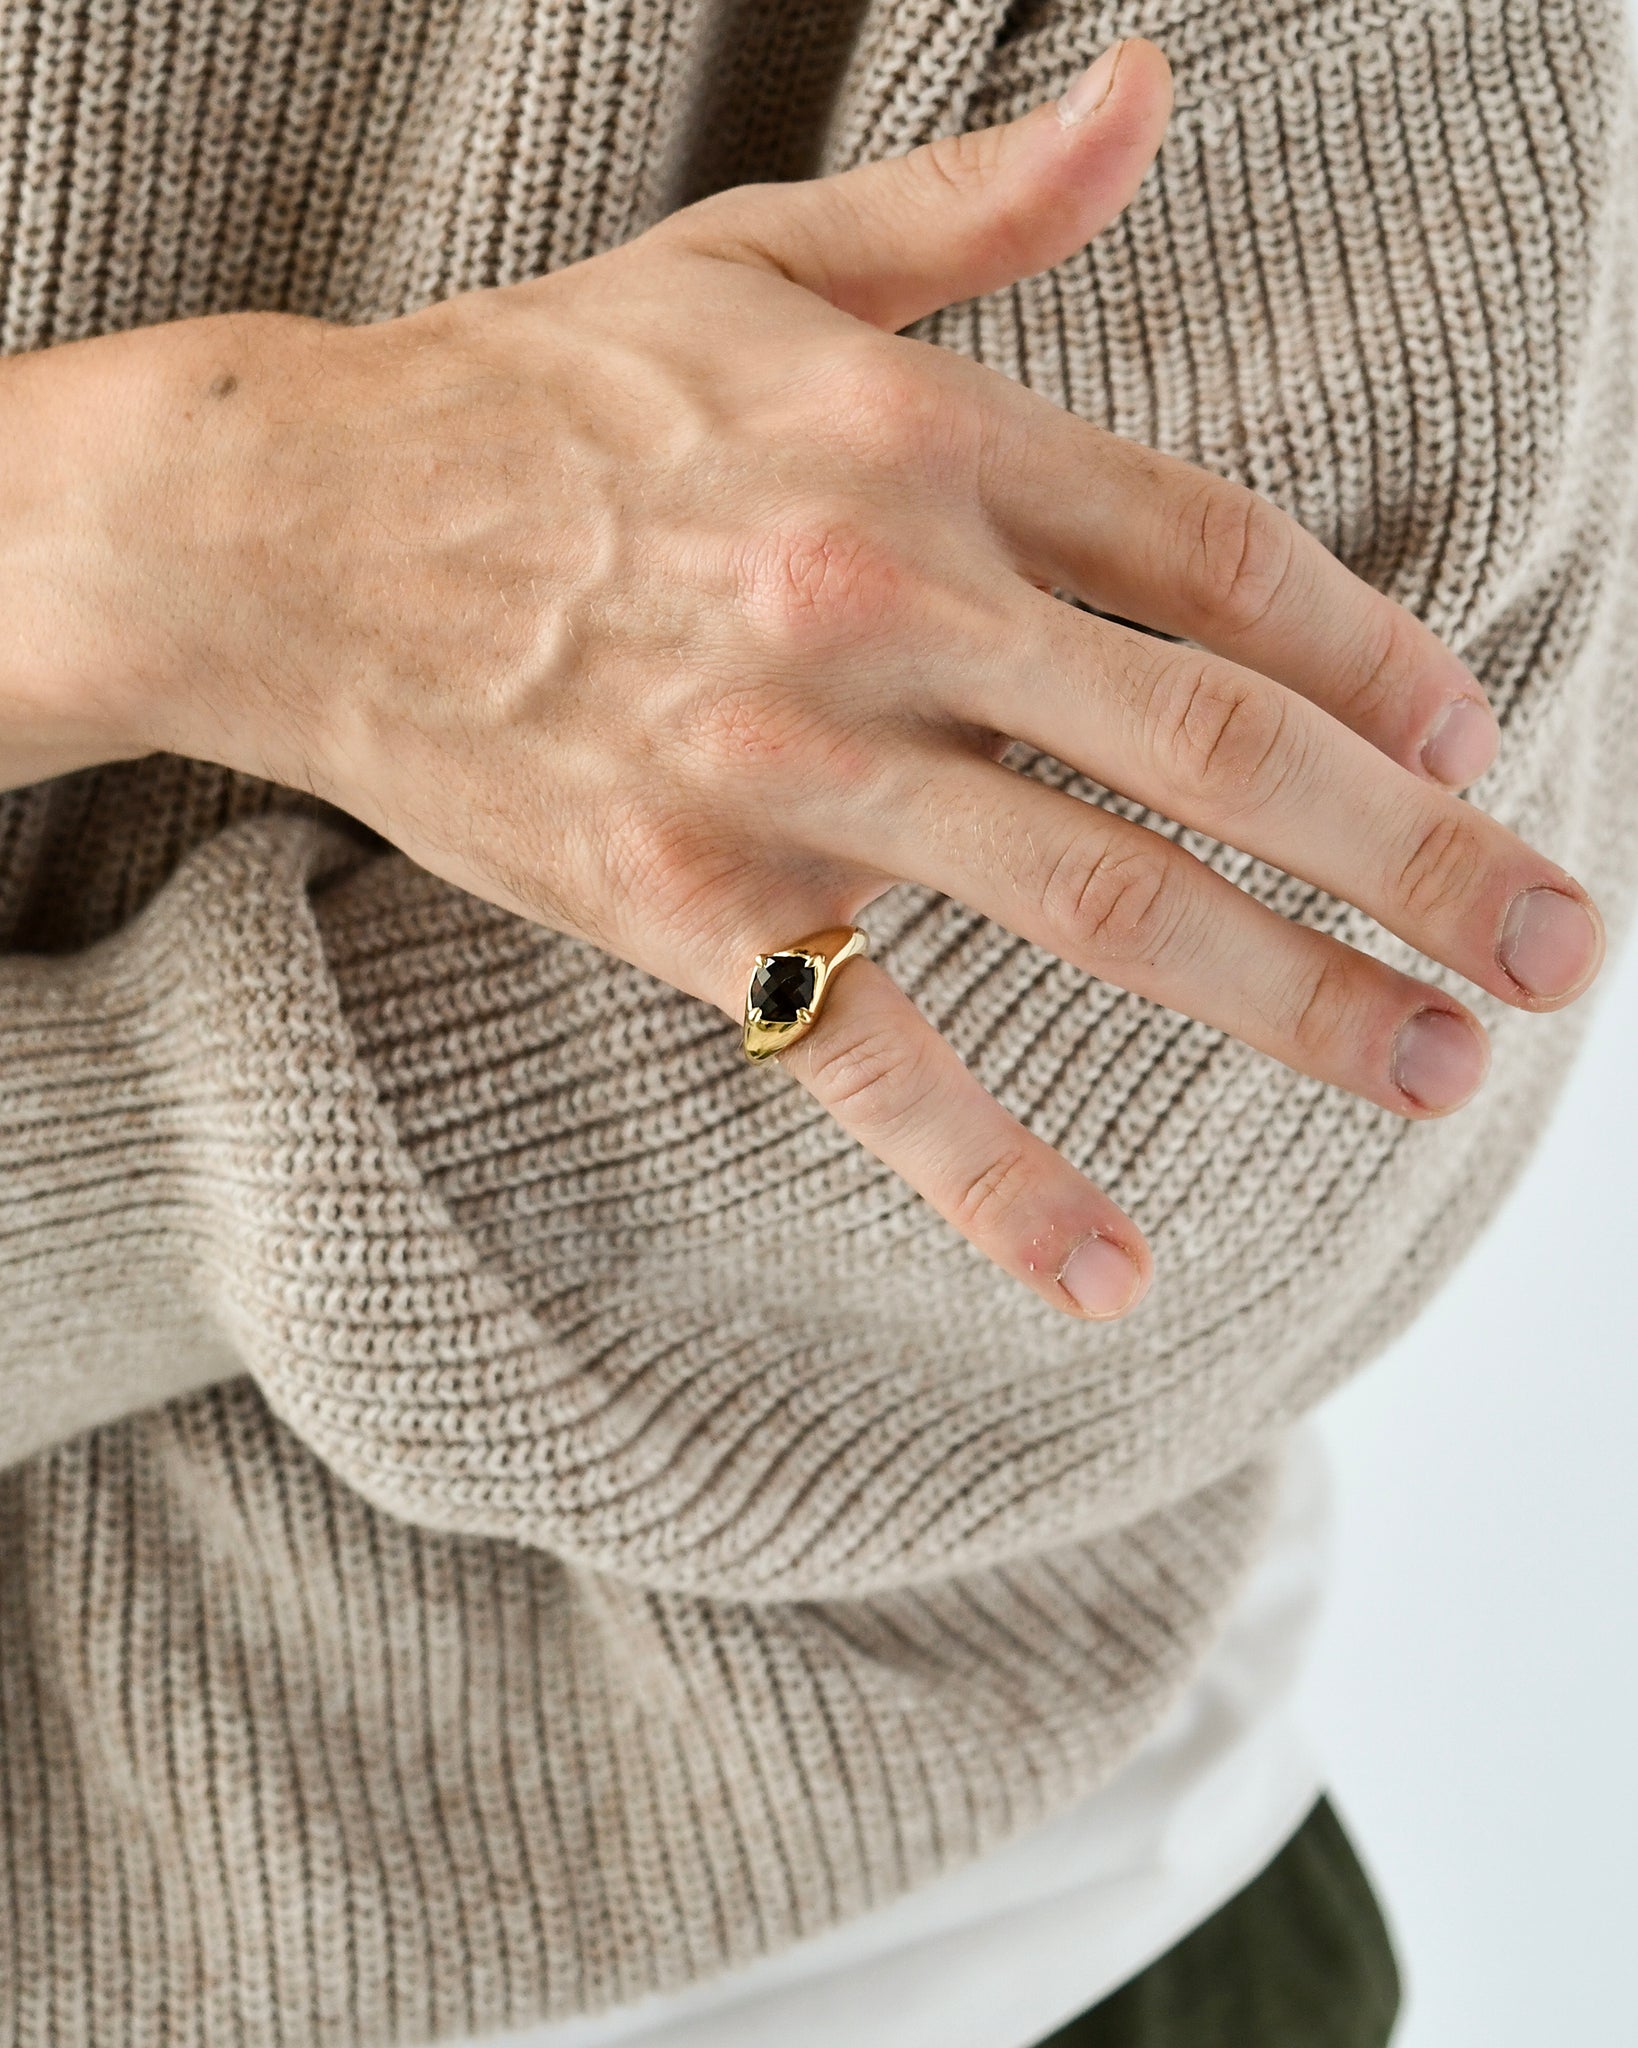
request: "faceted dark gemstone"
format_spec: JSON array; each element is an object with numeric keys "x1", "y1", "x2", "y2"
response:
[{"x1": 750, "y1": 952, "x2": 818, "y2": 1024}]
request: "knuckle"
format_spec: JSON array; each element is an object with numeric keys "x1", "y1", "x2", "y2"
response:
[
  {"x1": 1395, "y1": 809, "x2": 1485, "y2": 925},
  {"x1": 603, "y1": 800, "x2": 713, "y2": 934},
  {"x1": 913, "y1": 127, "x2": 1037, "y2": 279},
  {"x1": 737, "y1": 511, "x2": 907, "y2": 650},
  {"x1": 803, "y1": 1018, "x2": 932, "y2": 1138},
  {"x1": 1179, "y1": 481, "x2": 1296, "y2": 639},
  {"x1": 686, "y1": 666, "x2": 891, "y2": 823},
  {"x1": 817, "y1": 342, "x2": 972, "y2": 474},
  {"x1": 822, "y1": 343, "x2": 926, "y2": 434},
  {"x1": 1156, "y1": 660, "x2": 1291, "y2": 805},
  {"x1": 950, "y1": 1144, "x2": 1036, "y2": 1239},
  {"x1": 692, "y1": 678, "x2": 804, "y2": 772},
  {"x1": 915, "y1": 123, "x2": 1008, "y2": 202},
  {"x1": 1044, "y1": 836, "x2": 1184, "y2": 968},
  {"x1": 1286, "y1": 950, "x2": 1362, "y2": 1065},
  {"x1": 1335, "y1": 608, "x2": 1415, "y2": 729}
]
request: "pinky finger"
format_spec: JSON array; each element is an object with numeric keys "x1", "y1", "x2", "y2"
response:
[{"x1": 772, "y1": 952, "x2": 1152, "y2": 1320}]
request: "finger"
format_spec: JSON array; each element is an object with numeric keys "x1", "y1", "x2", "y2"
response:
[
  {"x1": 663, "y1": 39, "x2": 1174, "y2": 334},
  {"x1": 868, "y1": 750, "x2": 1492, "y2": 1118},
  {"x1": 971, "y1": 376, "x2": 1497, "y2": 789},
  {"x1": 753, "y1": 951, "x2": 1153, "y2": 1320},
  {"x1": 959, "y1": 591, "x2": 1604, "y2": 1012}
]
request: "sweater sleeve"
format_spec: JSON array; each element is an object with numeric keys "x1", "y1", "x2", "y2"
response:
[{"x1": 0, "y1": 818, "x2": 380, "y2": 1468}]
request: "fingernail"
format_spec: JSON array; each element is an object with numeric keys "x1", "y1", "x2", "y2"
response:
[
  {"x1": 1421, "y1": 697, "x2": 1496, "y2": 789},
  {"x1": 1497, "y1": 887, "x2": 1602, "y2": 999},
  {"x1": 1391, "y1": 1007, "x2": 1489, "y2": 1112},
  {"x1": 1057, "y1": 1233, "x2": 1143, "y2": 1318},
  {"x1": 1057, "y1": 42, "x2": 1125, "y2": 126}
]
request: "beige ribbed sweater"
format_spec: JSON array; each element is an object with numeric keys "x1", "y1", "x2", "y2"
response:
[{"x1": 1, "y1": 1, "x2": 1635, "y2": 2042}]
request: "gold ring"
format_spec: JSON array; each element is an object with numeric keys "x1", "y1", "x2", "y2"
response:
[{"x1": 742, "y1": 926, "x2": 870, "y2": 1063}]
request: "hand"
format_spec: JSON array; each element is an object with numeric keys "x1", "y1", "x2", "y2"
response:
[{"x1": 10, "y1": 38, "x2": 1603, "y2": 1324}]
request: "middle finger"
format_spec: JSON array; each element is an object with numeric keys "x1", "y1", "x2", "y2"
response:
[
  {"x1": 865, "y1": 745, "x2": 1492, "y2": 1118},
  {"x1": 945, "y1": 583, "x2": 1604, "y2": 1013}
]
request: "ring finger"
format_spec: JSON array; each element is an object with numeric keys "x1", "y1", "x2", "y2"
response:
[{"x1": 869, "y1": 745, "x2": 1493, "y2": 1118}]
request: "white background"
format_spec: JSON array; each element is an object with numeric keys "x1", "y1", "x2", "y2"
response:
[{"x1": 1296, "y1": 916, "x2": 1638, "y2": 2046}]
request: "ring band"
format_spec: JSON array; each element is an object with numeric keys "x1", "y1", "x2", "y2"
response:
[{"x1": 742, "y1": 926, "x2": 870, "y2": 1063}]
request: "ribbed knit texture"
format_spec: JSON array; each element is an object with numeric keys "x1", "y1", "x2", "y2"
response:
[{"x1": 1, "y1": 1, "x2": 1635, "y2": 2042}]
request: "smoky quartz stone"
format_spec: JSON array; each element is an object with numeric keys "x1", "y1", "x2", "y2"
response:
[{"x1": 749, "y1": 952, "x2": 818, "y2": 1024}]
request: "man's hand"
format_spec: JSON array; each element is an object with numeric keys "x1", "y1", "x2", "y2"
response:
[{"x1": 0, "y1": 39, "x2": 1603, "y2": 1322}]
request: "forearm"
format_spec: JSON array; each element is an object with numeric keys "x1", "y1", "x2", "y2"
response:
[
  {"x1": 0, "y1": 312, "x2": 323, "y2": 795},
  {"x1": 0, "y1": 323, "x2": 328, "y2": 1466},
  {"x1": 0, "y1": 332, "x2": 151, "y2": 786}
]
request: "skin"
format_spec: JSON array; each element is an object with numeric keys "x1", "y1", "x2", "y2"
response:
[{"x1": 0, "y1": 40, "x2": 1605, "y2": 1322}]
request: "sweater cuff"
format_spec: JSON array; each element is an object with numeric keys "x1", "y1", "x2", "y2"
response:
[{"x1": 0, "y1": 814, "x2": 374, "y2": 1466}]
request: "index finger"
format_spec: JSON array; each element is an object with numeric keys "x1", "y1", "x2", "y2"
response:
[{"x1": 972, "y1": 370, "x2": 1498, "y2": 791}]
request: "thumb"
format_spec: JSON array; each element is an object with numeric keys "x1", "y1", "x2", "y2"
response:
[{"x1": 670, "y1": 39, "x2": 1173, "y2": 333}]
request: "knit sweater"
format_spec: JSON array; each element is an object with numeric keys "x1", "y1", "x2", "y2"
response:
[{"x1": 1, "y1": 1, "x2": 1634, "y2": 2042}]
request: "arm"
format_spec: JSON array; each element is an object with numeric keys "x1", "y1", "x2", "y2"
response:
[
  {"x1": 0, "y1": 42, "x2": 1593, "y2": 1273},
  {"x1": 3, "y1": 22, "x2": 1631, "y2": 1589}
]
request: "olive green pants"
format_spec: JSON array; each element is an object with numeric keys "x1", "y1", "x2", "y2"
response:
[{"x1": 1035, "y1": 1800, "x2": 1401, "y2": 2047}]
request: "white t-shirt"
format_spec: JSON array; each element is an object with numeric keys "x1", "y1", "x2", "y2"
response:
[{"x1": 484, "y1": 1430, "x2": 1330, "y2": 2048}]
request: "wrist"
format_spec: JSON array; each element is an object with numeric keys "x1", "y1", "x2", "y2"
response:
[
  {"x1": 0, "y1": 311, "x2": 313, "y2": 790},
  {"x1": 0, "y1": 332, "x2": 146, "y2": 784}
]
